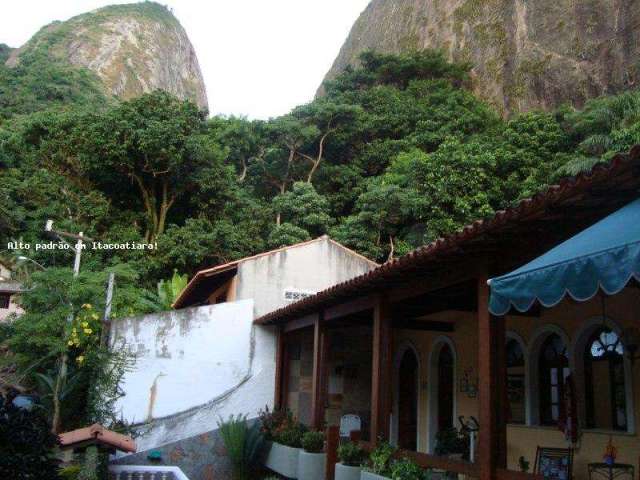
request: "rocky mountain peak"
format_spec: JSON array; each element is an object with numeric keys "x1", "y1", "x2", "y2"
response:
[
  {"x1": 323, "y1": 0, "x2": 640, "y2": 116},
  {"x1": 6, "y1": 2, "x2": 208, "y2": 109}
]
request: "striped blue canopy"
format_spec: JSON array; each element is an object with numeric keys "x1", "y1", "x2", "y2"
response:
[{"x1": 489, "y1": 198, "x2": 640, "y2": 315}]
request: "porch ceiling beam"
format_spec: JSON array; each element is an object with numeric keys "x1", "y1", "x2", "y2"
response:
[
  {"x1": 324, "y1": 295, "x2": 376, "y2": 322},
  {"x1": 391, "y1": 319, "x2": 455, "y2": 332},
  {"x1": 283, "y1": 312, "x2": 319, "y2": 333},
  {"x1": 387, "y1": 261, "x2": 486, "y2": 303}
]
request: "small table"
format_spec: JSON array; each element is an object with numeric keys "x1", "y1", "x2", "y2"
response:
[{"x1": 588, "y1": 462, "x2": 635, "y2": 480}]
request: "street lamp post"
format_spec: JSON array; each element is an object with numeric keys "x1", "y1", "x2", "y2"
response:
[{"x1": 17, "y1": 256, "x2": 46, "y2": 271}]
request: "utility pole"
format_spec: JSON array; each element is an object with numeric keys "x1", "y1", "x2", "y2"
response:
[{"x1": 100, "y1": 273, "x2": 115, "y2": 348}]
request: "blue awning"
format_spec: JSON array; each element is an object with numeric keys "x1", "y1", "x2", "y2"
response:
[{"x1": 489, "y1": 198, "x2": 640, "y2": 315}]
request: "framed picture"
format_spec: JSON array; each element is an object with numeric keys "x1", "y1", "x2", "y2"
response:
[{"x1": 535, "y1": 447, "x2": 573, "y2": 480}]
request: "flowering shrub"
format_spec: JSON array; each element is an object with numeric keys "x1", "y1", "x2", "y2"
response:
[
  {"x1": 258, "y1": 405, "x2": 306, "y2": 447},
  {"x1": 68, "y1": 303, "x2": 101, "y2": 365}
]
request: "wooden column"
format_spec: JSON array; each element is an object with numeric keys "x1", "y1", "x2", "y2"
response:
[
  {"x1": 371, "y1": 294, "x2": 392, "y2": 443},
  {"x1": 325, "y1": 425, "x2": 339, "y2": 480},
  {"x1": 311, "y1": 312, "x2": 327, "y2": 430},
  {"x1": 477, "y1": 273, "x2": 507, "y2": 480},
  {"x1": 274, "y1": 326, "x2": 285, "y2": 410}
]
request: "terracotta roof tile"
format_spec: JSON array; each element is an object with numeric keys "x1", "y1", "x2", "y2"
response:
[{"x1": 59, "y1": 424, "x2": 136, "y2": 453}]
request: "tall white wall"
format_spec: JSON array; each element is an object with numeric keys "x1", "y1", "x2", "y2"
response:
[
  {"x1": 236, "y1": 237, "x2": 376, "y2": 318},
  {"x1": 111, "y1": 300, "x2": 276, "y2": 452}
]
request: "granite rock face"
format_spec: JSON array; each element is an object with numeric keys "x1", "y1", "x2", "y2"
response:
[
  {"x1": 323, "y1": 0, "x2": 640, "y2": 115},
  {"x1": 6, "y1": 2, "x2": 208, "y2": 109}
]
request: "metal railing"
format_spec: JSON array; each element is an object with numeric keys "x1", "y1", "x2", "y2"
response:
[{"x1": 108, "y1": 465, "x2": 190, "y2": 480}]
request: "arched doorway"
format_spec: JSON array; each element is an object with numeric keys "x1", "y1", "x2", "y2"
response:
[
  {"x1": 437, "y1": 345, "x2": 455, "y2": 432},
  {"x1": 397, "y1": 349, "x2": 419, "y2": 450}
]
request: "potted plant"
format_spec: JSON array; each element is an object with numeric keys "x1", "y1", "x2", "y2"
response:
[
  {"x1": 390, "y1": 458, "x2": 428, "y2": 480},
  {"x1": 361, "y1": 442, "x2": 396, "y2": 480},
  {"x1": 260, "y1": 407, "x2": 305, "y2": 478},
  {"x1": 298, "y1": 431, "x2": 326, "y2": 480},
  {"x1": 335, "y1": 441, "x2": 365, "y2": 480}
]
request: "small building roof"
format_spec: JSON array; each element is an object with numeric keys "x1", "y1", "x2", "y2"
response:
[
  {"x1": 173, "y1": 235, "x2": 378, "y2": 309},
  {"x1": 255, "y1": 145, "x2": 640, "y2": 326},
  {"x1": 59, "y1": 424, "x2": 136, "y2": 453}
]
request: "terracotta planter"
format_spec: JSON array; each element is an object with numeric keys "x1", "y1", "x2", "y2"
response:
[
  {"x1": 298, "y1": 450, "x2": 326, "y2": 480},
  {"x1": 335, "y1": 462, "x2": 362, "y2": 480},
  {"x1": 264, "y1": 441, "x2": 300, "y2": 479},
  {"x1": 361, "y1": 471, "x2": 391, "y2": 480}
]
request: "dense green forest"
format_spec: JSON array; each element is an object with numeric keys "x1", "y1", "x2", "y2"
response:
[
  {"x1": 1, "y1": 47, "x2": 640, "y2": 447},
  {"x1": 2, "y1": 50, "x2": 639, "y2": 280}
]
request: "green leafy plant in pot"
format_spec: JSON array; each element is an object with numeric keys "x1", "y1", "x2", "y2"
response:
[
  {"x1": 301, "y1": 430, "x2": 325, "y2": 453},
  {"x1": 390, "y1": 458, "x2": 427, "y2": 480},
  {"x1": 338, "y1": 441, "x2": 366, "y2": 466},
  {"x1": 364, "y1": 441, "x2": 396, "y2": 476}
]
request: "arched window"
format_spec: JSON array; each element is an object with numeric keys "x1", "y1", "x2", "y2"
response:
[
  {"x1": 506, "y1": 339, "x2": 526, "y2": 424},
  {"x1": 438, "y1": 344, "x2": 455, "y2": 432},
  {"x1": 584, "y1": 328, "x2": 627, "y2": 430},
  {"x1": 539, "y1": 334, "x2": 569, "y2": 425}
]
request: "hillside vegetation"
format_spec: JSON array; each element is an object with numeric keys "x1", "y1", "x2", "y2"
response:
[{"x1": 2, "y1": 50, "x2": 639, "y2": 279}]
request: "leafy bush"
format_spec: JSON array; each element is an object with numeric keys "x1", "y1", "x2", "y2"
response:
[
  {"x1": 258, "y1": 405, "x2": 306, "y2": 447},
  {"x1": 0, "y1": 393, "x2": 60, "y2": 479},
  {"x1": 58, "y1": 465, "x2": 81, "y2": 480},
  {"x1": 301, "y1": 431, "x2": 325, "y2": 453},
  {"x1": 273, "y1": 421, "x2": 306, "y2": 448},
  {"x1": 258, "y1": 405, "x2": 292, "y2": 441},
  {"x1": 337, "y1": 441, "x2": 365, "y2": 467},
  {"x1": 390, "y1": 458, "x2": 427, "y2": 480},
  {"x1": 217, "y1": 414, "x2": 265, "y2": 480},
  {"x1": 365, "y1": 441, "x2": 396, "y2": 476}
]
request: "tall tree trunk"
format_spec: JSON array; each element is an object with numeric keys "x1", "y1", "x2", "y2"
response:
[
  {"x1": 157, "y1": 180, "x2": 174, "y2": 240},
  {"x1": 51, "y1": 353, "x2": 68, "y2": 434},
  {"x1": 306, "y1": 131, "x2": 331, "y2": 183}
]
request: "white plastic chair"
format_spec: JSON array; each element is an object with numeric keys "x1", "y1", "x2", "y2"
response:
[{"x1": 339, "y1": 414, "x2": 362, "y2": 439}]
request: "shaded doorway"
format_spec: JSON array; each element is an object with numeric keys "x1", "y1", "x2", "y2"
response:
[
  {"x1": 437, "y1": 344, "x2": 454, "y2": 432},
  {"x1": 397, "y1": 349, "x2": 419, "y2": 450}
]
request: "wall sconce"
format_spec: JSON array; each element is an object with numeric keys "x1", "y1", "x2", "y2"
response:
[{"x1": 459, "y1": 367, "x2": 478, "y2": 398}]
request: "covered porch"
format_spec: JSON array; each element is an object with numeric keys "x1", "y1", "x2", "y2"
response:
[{"x1": 256, "y1": 147, "x2": 640, "y2": 480}]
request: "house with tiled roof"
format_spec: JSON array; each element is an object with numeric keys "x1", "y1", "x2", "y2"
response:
[{"x1": 258, "y1": 145, "x2": 640, "y2": 480}]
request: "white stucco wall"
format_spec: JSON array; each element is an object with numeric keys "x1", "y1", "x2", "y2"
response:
[
  {"x1": 111, "y1": 300, "x2": 277, "y2": 452},
  {"x1": 236, "y1": 237, "x2": 376, "y2": 318}
]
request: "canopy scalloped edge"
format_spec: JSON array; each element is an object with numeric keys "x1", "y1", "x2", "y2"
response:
[{"x1": 489, "y1": 241, "x2": 640, "y2": 316}]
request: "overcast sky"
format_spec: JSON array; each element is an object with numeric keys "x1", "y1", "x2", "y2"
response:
[{"x1": 0, "y1": 0, "x2": 370, "y2": 119}]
